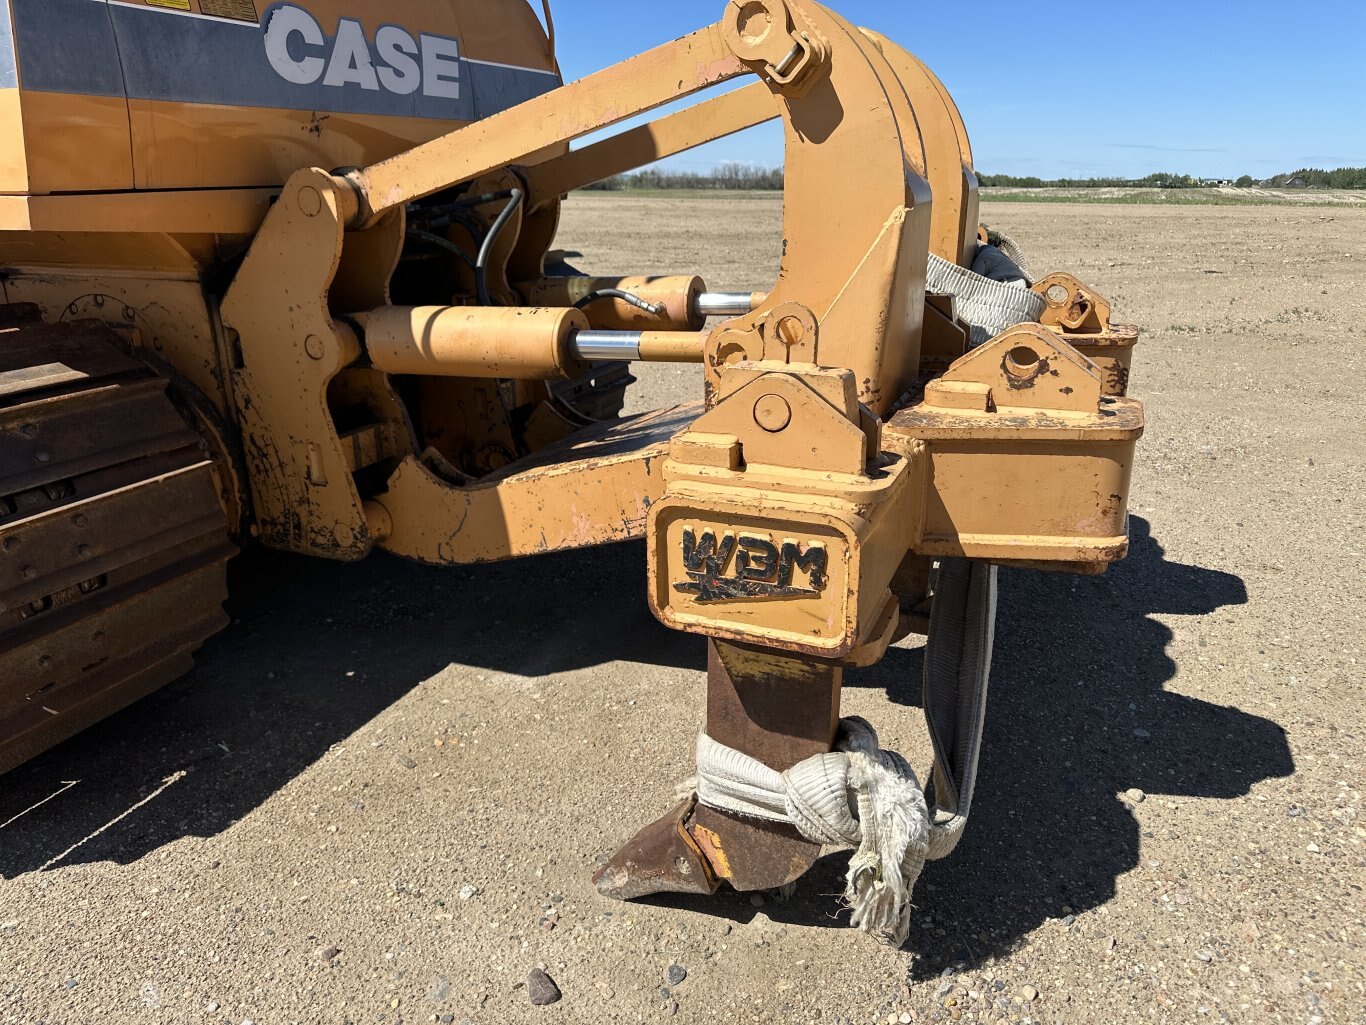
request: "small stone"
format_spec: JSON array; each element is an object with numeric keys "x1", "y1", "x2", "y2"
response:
[
  {"x1": 438, "y1": 1016, "x2": 455, "y2": 1024},
  {"x1": 1020, "y1": 985, "x2": 1039, "y2": 1002},
  {"x1": 1133, "y1": 728, "x2": 1151, "y2": 739},
  {"x1": 595, "y1": 981, "x2": 615, "y2": 999},
  {"x1": 316, "y1": 945, "x2": 340, "y2": 962},
  {"x1": 1239, "y1": 919, "x2": 1261, "y2": 943},
  {"x1": 457, "y1": 884, "x2": 480, "y2": 901},
  {"x1": 666, "y1": 965, "x2": 688, "y2": 986},
  {"x1": 427, "y1": 975, "x2": 452, "y2": 1003},
  {"x1": 63, "y1": 979, "x2": 77, "y2": 990},
  {"x1": 526, "y1": 968, "x2": 562, "y2": 1006},
  {"x1": 206, "y1": 1002, "x2": 220, "y2": 1013},
  {"x1": 540, "y1": 913, "x2": 559, "y2": 931},
  {"x1": 899, "y1": 1014, "x2": 913, "y2": 1024},
  {"x1": 1306, "y1": 842, "x2": 1321, "y2": 854},
  {"x1": 1103, "y1": 936, "x2": 1117, "y2": 953},
  {"x1": 748, "y1": 893, "x2": 765, "y2": 908},
  {"x1": 395, "y1": 754, "x2": 417, "y2": 769},
  {"x1": 720, "y1": 923, "x2": 732, "y2": 936},
  {"x1": 1124, "y1": 788, "x2": 1146, "y2": 804},
  {"x1": 659, "y1": 987, "x2": 672, "y2": 1002},
  {"x1": 1195, "y1": 950, "x2": 1213, "y2": 962}
]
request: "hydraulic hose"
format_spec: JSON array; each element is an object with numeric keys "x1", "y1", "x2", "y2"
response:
[
  {"x1": 475, "y1": 188, "x2": 524, "y2": 306},
  {"x1": 573, "y1": 289, "x2": 666, "y2": 317},
  {"x1": 405, "y1": 228, "x2": 477, "y2": 270}
]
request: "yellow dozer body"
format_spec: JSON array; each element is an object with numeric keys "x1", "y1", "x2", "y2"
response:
[{"x1": 1, "y1": 0, "x2": 1143, "y2": 939}]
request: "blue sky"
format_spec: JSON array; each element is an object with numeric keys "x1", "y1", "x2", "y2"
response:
[{"x1": 548, "y1": 1, "x2": 1366, "y2": 179}]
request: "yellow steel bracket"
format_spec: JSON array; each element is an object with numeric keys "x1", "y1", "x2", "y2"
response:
[
  {"x1": 648, "y1": 363, "x2": 915, "y2": 661},
  {"x1": 885, "y1": 326, "x2": 1145, "y2": 571},
  {"x1": 700, "y1": 2, "x2": 934, "y2": 416},
  {"x1": 220, "y1": 170, "x2": 409, "y2": 558},
  {"x1": 1032, "y1": 272, "x2": 1141, "y2": 398},
  {"x1": 1034, "y1": 272, "x2": 1113, "y2": 334},
  {"x1": 219, "y1": 171, "x2": 370, "y2": 558}
]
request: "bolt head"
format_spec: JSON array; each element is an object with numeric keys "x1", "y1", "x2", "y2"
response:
[
  {"x1": 298, "y1": 186, "x2": 324, "y2": 217},
  {"x1": 754, "y1": 393, "x2": 793, "y2": 433}
]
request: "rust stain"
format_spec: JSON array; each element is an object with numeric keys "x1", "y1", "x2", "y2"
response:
[{"x1": 691, "y1": 824, "x2": 732, "y2": 879}]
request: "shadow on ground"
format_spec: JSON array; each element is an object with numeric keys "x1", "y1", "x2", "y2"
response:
[
  {"x1": 0, "y1": 538, "x2": 699, "y2": 876},
  {"x1": 0, "y1": 517, "x2": 1293, "y2": 976}
]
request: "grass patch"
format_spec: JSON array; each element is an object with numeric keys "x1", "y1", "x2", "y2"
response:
[
  {"x1": 981, "y1": 189, "x2": 1365, "y2": 208},
  {"x1": 571, "y1": 188, "x2": 782, "y2": 201},
  {"x1": 573, "y1": 187, "x2": 1365, "y2": 209}
]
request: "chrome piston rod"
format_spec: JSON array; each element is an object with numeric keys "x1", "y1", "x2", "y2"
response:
[
  {"x1": 694, "y1": 292, "x2": 763, "y2": 318},
  {"x1": 571, "y1": 330, "x2": 706, "y2": 364}
]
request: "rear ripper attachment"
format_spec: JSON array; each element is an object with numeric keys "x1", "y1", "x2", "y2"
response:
[{"x1": 0, "y1": 0, "x2": 1145, "y2": 943}]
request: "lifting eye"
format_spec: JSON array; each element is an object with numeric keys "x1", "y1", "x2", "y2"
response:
[{"x1": 1002, "y1": 345, "x2": 1046, "y2": 386}]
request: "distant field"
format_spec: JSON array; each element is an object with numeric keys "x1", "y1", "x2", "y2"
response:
[
  {"x1": 981, "y1": 186, "x2": 1366, "y2": 207},
  {"x1": 579, "y1": 186, "x2": 1366, "y2": 207}
]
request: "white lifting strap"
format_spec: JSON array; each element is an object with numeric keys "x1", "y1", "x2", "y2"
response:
[
  {"x1": 696, "y1": 718, "x2": 930, "y2": 947},
  {"x1": 693, "y1": 560, "x2": 998, "y2": 947},
  {"x1": 926, "y1": 252, "x2": 1046, "y2": 347}
]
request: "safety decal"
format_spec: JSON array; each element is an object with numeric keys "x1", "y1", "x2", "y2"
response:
[{"x1": 199, "y1": 0, "x2": 258, "y2": 21}]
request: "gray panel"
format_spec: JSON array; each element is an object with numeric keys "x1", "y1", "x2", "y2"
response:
[
  {"x1": 7, "y1": 0, "x2": 559, "y2": 121},
  {"x1": 0, "y1": 0, "x2": 16, "y2": 90},
  {"x1": 10, "y1": 0, "x2": 124, "y2": 97},
  {"x1": 108, "y1": 3, "x2": 558, "y2": 120},
  {"x1": 469, "y1": 60, "x2": 558, "y2": 120}
]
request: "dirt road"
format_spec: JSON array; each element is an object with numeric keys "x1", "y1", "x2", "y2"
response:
[{"x1": 1, "y1": 196, "x2": 1361, "y2": 1025}]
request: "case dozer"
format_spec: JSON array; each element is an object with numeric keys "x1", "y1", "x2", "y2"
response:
[{"x1": 1, "y1": 0, "x2": 1143, "y2": 940}]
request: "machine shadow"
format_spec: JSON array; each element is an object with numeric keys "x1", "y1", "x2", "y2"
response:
[
  {"x1": 835, "y1": 515, "x2": 1290, "y2": 974},
  {"x1": 0, "y1": 538, "x2": 698, "y2": 878},
  {"x1": 0, "y1": 515, "x2": 1295, "y2": 971}
]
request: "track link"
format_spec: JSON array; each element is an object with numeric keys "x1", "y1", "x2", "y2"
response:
[{"x1": 0, "y1": 305, "x2": 235, "y2": 775}]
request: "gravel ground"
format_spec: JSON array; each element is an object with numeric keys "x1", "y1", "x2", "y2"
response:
[{"x1": 0, "y1": 196, "x2": 1361, "y2": 1025}]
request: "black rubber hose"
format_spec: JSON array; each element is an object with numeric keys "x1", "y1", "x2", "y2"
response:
[
  {"x1": 572, "y1": 289, "x2": 667, "y2": 316},
  {"x1": 476, "y1": 188, "x2": 523, "y2": 306},
  {"x1": 405, "y1": 228, "x2": 477, "y2": 270}
]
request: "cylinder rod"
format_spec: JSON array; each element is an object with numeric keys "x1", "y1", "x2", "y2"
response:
[
  {"x1": 570, "y1": 330, "x2": 706, "y2": 364},
  {"x1": 694, "y1": 292, "x2": 765, "y2": 318}
]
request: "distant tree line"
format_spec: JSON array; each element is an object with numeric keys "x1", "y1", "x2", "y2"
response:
[
  {"x1": 580, "y1": 164, "x2": 1366, "y2": 192},
  {"x1": 978, "y1": 168, "x2": 1366, "y2": 190},
  {"x1": 583, "y1": 163, "x2": 784, "y2": 191},
  {"x1": 1261, "y1": 167, "x2": 1366, "y2": 189}
]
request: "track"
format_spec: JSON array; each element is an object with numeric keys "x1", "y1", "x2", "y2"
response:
[{"x1": 0, "y1": 304, "x2": 234, "y2": 775}]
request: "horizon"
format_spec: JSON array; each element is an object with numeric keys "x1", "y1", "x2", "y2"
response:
[{"x1": 552, "y1": 0, "x2": 1365, "y2": 181}]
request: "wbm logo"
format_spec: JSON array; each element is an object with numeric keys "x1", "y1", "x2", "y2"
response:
[{"x1": 674, "y1": 529, "x2": 829, "y2": 603}]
